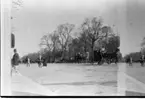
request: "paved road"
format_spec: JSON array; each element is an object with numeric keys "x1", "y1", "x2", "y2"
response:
[
  {"x1": 124, "y1": 63, "x2": 145, "y2": 96},
  {"x1": 125, "y1": 63, "x2": 145, "y2": 84},
  {"x1": 17, "y1": 63, "x2": 118, "y2": 95},
  {"x1": 12, "y1": 63, "x2": 145, "y2": 96}
]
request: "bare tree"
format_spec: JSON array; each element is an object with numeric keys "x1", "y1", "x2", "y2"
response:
[
  {"x1": 81, "y1": 17, "x2": 102, "y2": 63},
  {"x1": 40, "y1": 34, "x2": 53, "y2": 52},
  {"x1": 68, "y1": 38, "x2": 81, "y2": 58},
  {"x1": 56, "y1": 23, "x2": 75, "y2": 60},
  {"x1": 79, "y1": 25, "x2": 89, "y2": 55},
  {"x1": 49, "y1": 31, "x2": 60, "y2": 61},
  {"x1": 81, "y1": 17, "x2": 112, "y2": 63},
  {"x1": 12, "y1": 0, "x2": 23, "y2": 10},
  {"x1": 11, "y1": 0, "x2": 23, "y2": 19}
]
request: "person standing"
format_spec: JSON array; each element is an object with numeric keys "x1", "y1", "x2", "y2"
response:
[
  {"x1": 11, "y1": 49, "x2": 20, "y2": 73},
  {"x1": 140, "y1": 54, "x2": 145, "y2": 66},
  {"x1": 129, "y1": 56, "x2": 133, "y2": 66},
  {"x1": 27, "y1": 57, "x2": 31, "y2": 67},
  {"x1": 37, "y1": 55, "x2": 43, "y2": 68},
  {"x1": 43, "y1": 58, "x2": 47, "y2": 67}
]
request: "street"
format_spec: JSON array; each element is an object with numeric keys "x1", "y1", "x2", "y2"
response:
[
  {"x1": 126, "y1": 63, "x2": 145, "y2": 84},
  {"x1": 12, "y1": 63, "x2": 145, "y2": 96},
  {"x1": 17, "y1": 63, "x2": 118, "y2": 95}
]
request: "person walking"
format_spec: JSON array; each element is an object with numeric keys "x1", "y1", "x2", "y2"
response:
[
  {"x1": 11, "y1": 49, "x2": 20, "y2": 74},
  {"x1": 27, "y1": 57, "x2": 31, "y2": 67}
]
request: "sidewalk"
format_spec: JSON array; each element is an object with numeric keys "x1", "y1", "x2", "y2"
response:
[
  {"x1": 11, "y1": 72, "x2": 55, "y2": 96},
  {"x1": 125, "y1": 73, "x2": 145, "y2": 96},
  {"x1": 118, "y1": 63, "x2": 145, "y2": 96}
]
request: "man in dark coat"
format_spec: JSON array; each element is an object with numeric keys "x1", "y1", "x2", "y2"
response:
[
  {"x1": 43, "y1": 58, "x2": 47, "y2": 67},
  {"x1": 11, "y1": 49, "x2": 20, "y2": 73},
  {"x1": 94, "y1": 49, "x2": 102, "y2": 65}
]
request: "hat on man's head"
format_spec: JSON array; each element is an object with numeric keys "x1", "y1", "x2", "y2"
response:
[{"x1": 14, "y1": 49, "x2": 17, "y2": 52}]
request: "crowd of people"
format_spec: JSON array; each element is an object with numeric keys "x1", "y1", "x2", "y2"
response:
[{"x1": 24, "y1": 55, "x2": 48, "y2": 68}]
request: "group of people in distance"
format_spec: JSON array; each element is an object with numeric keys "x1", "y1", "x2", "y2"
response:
[
  {"x1": 25, "y1": 55, "x2": 47, "y2": 68},
  {"x1": 74, "y1": 48, "x2": 120, "y2": 65},
  {"x1": 11, "y1": 48, "x2": 145, "y2": 75},
  {"x1": 126, "y1": 54, "x2": 145, "y2": 66}
]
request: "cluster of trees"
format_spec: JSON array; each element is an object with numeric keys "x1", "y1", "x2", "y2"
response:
[
  {"x1": 124, "y1": 37, "x2": 145, "y2": 62},
  {"x1": 21, "y1": 17, "x2": 121, "y2": 63}
]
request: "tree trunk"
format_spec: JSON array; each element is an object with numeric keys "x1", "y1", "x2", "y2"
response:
[
  {"x1": 61, "y1": 46, "x2": 64, "y2": 60},
  {"x1": 91, "y1": 48, "x2": 94, "y2": 64},
  {"x1": 61, "y1": 47, "x2": 66, "y2": 61},
  {"x1": 84, "y1": 40, "x2": 87, "y2": 63},
  {"x1": 69, "y1": 48, "x2": 71, "y2": 61},
  {"x1": 53, "y1": 49, "x2": 55, "y2": 62},
  {"x1": 91, "y1": 42, "x2": 94, "y2": 65},
  {"x1": 84, "y1": 40, "x2": 87, "y2": 53}
]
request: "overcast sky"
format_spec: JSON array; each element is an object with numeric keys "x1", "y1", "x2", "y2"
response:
[{"x1": 12, "y1": 0, "x2": 145, "y2": 57}]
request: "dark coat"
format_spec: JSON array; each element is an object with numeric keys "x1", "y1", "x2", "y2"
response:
[
  {"x1": 43, "y1": 58, "x2": 47, "y2": 66},
  {"x1": 12, "y1": 53, "x2": 19, "y2": 66},
  {"x1": 37, "y1": 57, "x2": 44, "y2": 64},
  {"x1": 94, "y1": 50, "x2": 102, "y2": 62},
  {"x1": 140, "y1": 56, "x2": 145, "y2": 60}
]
